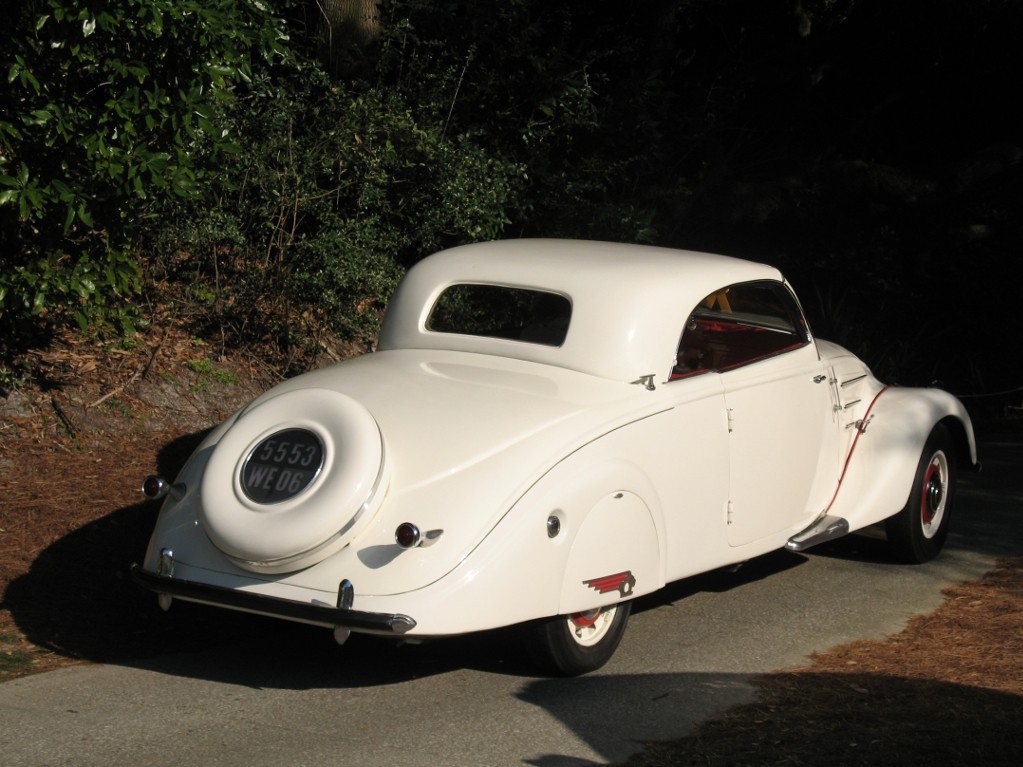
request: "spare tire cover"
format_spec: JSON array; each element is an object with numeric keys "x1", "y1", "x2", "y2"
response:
[{"x1": 200, "y1": 388, "x2": 387, "y2": 573}]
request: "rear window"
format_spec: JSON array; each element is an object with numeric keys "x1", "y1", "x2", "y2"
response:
[{"x1": 426, "y1": 284, "x2": 571, "y2": 346}]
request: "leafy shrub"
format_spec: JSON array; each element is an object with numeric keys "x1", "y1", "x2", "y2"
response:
[
  {"x1": 142, "y1": 67, "x2": 525, "y2": 353},
  {"x1": 0, "y1": 0, "x2": 288, "y2": 341}
]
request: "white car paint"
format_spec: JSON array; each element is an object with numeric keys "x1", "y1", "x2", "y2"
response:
[{"x1": 134, "y1": 239, "x2": 978, "y2": 672}]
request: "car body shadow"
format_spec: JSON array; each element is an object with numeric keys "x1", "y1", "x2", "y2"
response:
[
  {"x1": 1, "y1": 489, "x2": 805, "y2": 690},
  {"x1": 3, "y1": 430, "x2": 1020, "y2": 691},
  {"x1": 516, "y1": 670, "x2": 1023, "y2": 765}
]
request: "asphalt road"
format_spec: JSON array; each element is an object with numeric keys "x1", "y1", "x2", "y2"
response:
[{"x1": 2, "y1": 433, "x2": 1020, "y2": 767}]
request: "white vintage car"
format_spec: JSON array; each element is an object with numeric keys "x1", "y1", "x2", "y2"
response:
[{"x1": 133, "y1": 239, "x2": 978, "y2": 675}]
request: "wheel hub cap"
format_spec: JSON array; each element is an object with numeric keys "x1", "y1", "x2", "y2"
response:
[{"x1": 921, "y1": 463, "x2": 944, "y2": 524}]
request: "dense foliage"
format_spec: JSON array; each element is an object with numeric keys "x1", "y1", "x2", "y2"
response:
[
  {"x1": 0, "y1": 0, "x2": 288, "y2": 340},
  {"x1": 1, "y1": 0, "x2": 1020, "y2": 393}
]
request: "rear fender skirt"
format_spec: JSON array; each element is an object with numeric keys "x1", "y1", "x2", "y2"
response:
[{"x1": 558, "y1": 488, "x2": 659, "y2": 615}]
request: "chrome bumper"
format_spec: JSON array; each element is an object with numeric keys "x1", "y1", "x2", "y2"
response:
[{"x1": 130, "y1": 564, "x2": 416, "y2": 636}]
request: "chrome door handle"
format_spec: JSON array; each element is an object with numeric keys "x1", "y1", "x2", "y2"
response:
[{"x1": 813, "y1": 374, "x2": 827, "y2": 383}]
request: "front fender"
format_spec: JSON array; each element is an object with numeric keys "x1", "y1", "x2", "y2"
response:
[{"x1": 828, "y1": 387, "x2": 977, "y2": 531}]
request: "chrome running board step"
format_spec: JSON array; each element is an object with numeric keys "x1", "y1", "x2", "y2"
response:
[{"x1": 785, "y1": 515, "x2": 849, "y2": 552}]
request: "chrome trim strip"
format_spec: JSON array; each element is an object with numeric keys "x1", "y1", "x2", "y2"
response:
[
  {"x1": 840, "y1": 374, "x2": 868, "y2": 387},
  {"x1": 130, "y1": 564, "x2": 416, "y2": 635}
]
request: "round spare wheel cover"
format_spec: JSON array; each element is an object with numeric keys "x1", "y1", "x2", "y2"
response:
[{"x1": 200, "y1": 387, "x2": 387, "y2": 573}]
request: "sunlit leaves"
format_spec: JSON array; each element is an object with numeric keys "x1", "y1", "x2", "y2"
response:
[{"x1": 0, "y1": 0, "x2": 290, "y2": 334}]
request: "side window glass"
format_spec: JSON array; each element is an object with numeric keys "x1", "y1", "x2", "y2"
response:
[{"x1": 672, "y1": 281, "x2": 809, "y2": 378}]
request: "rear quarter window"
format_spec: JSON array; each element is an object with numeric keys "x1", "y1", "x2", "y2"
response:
[{"x1": 426, "y1": 284, "x2": 572, "y2": 347}]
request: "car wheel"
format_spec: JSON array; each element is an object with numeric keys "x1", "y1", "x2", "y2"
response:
[
  {"x1": 885, "y1": 424, "x2": 956, "y2": 564},
  {"x1": 527, "y1": 601, "x2": 632, "y2": 676}
]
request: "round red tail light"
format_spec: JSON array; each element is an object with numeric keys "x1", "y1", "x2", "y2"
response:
[{"x1": 395, "y1": 523, "x2": 422, "y2": 549}]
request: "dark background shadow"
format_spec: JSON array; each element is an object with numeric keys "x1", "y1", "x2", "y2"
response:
[
  {"x1": 0, "y1": 429, "x2": 258, "y2": 664},
  {"x1": 0, "y1": 425, "x2": 542, "y2": 685},
  {"x1": 518, "y1": 671, "x2": 1023, "y2": 766}
]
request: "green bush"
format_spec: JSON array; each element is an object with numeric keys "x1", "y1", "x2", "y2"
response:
[
  {"x1": 0, "y1": 0, "x2": 288, "y2": 339},
  {"x1": 142, "y1": 68, "x2": 525, "y2": 352}
]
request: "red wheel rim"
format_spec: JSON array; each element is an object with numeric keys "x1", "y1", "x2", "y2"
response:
[
  {"x1": 920, "y1": 458, "x2": 945, "y2": 528},
  {"x1": 570, "y1": 608, "x2": 603, "y2": 629}
]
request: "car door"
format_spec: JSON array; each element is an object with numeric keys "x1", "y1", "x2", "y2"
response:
[
  {"x1": 721, "y1": 342, "x2": 835, "y2": 546},
  {"x1": 660, "y1": 370, "x2": 731, "y2": 578},
  {"x1": 674, "y1": 281, "x2": 839, "y2": 548}
]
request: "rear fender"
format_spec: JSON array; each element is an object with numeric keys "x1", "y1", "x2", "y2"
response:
[
  {"x1": 525, "y1": 456, "x2": 665, "y2": 615},
  {"x1": 375, "y1": 458, "x2": 663, "y2": 635}
]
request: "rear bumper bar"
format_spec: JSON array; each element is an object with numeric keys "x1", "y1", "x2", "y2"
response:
[{"x1": 130, "y1": 564, "x2": 416, "y2": 636}]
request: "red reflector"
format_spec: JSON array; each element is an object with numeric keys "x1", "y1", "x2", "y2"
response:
[
  {"x1": 142, "y1": 475, "x2": 167, "y2": 499},
  {"x1": 395, "y1": 523, "x2": 421, "y2": 549}
]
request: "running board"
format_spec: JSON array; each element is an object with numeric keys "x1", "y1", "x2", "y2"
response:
[{"x1": 785, "y1": 515, "x2": 849, "y2": 552}]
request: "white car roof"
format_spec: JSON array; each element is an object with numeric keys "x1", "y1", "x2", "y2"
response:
[{"x1": 377, "y1": 239, "x2": 784, "y2": 382}]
